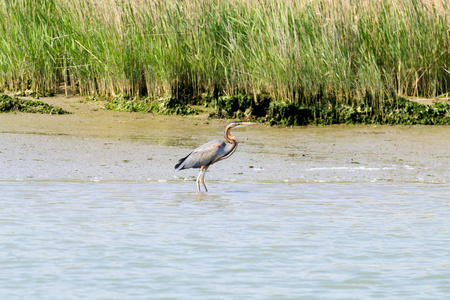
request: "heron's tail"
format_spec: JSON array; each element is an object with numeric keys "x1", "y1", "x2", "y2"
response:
[{"x1": 174, "y1": 153, "x2": 191, "y2": 170}]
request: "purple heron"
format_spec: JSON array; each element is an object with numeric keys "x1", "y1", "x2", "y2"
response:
[{"x1": 175, "y1": 121, "x2": 258, "y2": 192}]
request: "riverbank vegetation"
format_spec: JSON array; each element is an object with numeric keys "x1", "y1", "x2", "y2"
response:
[
  {"x1": 103, "y1": 94, "x2": 200, "y2": 115},
  {"x1": 0, "y1": 0, "x2": 449, "y2": 124},
  {"x1": 0, "y1": 94, "x2": 70, "y2": 114}
]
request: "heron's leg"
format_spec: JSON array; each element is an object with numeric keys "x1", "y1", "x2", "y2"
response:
[
  {"x1": 201, "y1": 165, "x2": 209, "y2": 192},
  {"x1": 196, "y1": 169, "x2": 203, "y2": 193}
]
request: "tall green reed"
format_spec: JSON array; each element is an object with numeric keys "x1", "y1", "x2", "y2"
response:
[{"x1": 0, "y1": 0, "x2": 448, "y2": 106}]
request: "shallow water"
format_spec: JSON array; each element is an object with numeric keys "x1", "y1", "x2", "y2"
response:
[{"x1": 1, "y1": 181, "x2": 449, "y2": 299}]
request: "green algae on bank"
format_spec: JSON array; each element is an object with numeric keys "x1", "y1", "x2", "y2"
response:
[
  {"x1": 209, "y1": 94, "x2": 450, "y2": 126},
  {"x1": 103, "y1": 94, "x2": 200, "y2": 115},
  {"x1": 97, "y1": 91, "x2": 450, "y2": 125},
  {"x1": 100, "y1": 92, "x2": 450, "y2": 125},
  {"x1": 0, "y1": 94, "x2": 70, "y2": 115}
]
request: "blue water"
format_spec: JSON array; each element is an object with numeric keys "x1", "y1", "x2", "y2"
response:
[{"x1": 1, "y1": 182, "x2": 449, "y2": 299}]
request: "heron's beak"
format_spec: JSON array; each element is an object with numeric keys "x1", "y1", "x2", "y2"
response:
[{"x1": 239, "y1": 122, "x2": 259, "y2": 127}]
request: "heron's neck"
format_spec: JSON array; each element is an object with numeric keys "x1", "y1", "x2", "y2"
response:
[
  {"x1": 222, "y1": 126, "x2": 238, "y2": 159},
  {"x1": 224, "y1": 125, "x2": 237, "y2": 145}
]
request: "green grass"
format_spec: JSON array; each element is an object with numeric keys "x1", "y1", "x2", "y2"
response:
[{"x1": 0, "y1": 0, "x2": 449, "y2": 123}]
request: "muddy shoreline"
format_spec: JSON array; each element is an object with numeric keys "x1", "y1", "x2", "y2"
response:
[{"x1": 1, "y1": 95, "x2": 449, "y2": 184}]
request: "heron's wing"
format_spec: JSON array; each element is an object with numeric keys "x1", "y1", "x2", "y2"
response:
[{"x1": 175, "y1": 140, "x2": 226, "y2": 170}]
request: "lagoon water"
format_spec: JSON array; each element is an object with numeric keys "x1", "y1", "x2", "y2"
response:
[{"x1": 2, "y1": 181, "x2": 450, "y2": 299}]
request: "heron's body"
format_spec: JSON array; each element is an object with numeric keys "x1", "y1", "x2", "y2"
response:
[
  {"x1": 175, "y1": 140, "x2": 236, "y2": 170},
  {"x1": 174, "y1": 121, "x2": 258, "y2": 192}
]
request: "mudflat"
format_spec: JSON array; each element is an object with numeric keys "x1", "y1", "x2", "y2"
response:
[{"x1": 1, "y1": 95, "x2": 449, "y2": 183}]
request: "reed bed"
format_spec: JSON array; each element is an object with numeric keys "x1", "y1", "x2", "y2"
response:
[{"x1": 0, "y1": 0, "x2": 449, "y2": 109}]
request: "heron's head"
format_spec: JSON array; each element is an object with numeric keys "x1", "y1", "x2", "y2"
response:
[{"x1": 228, "y1": 121, "x2": 259, "y2": 128}]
